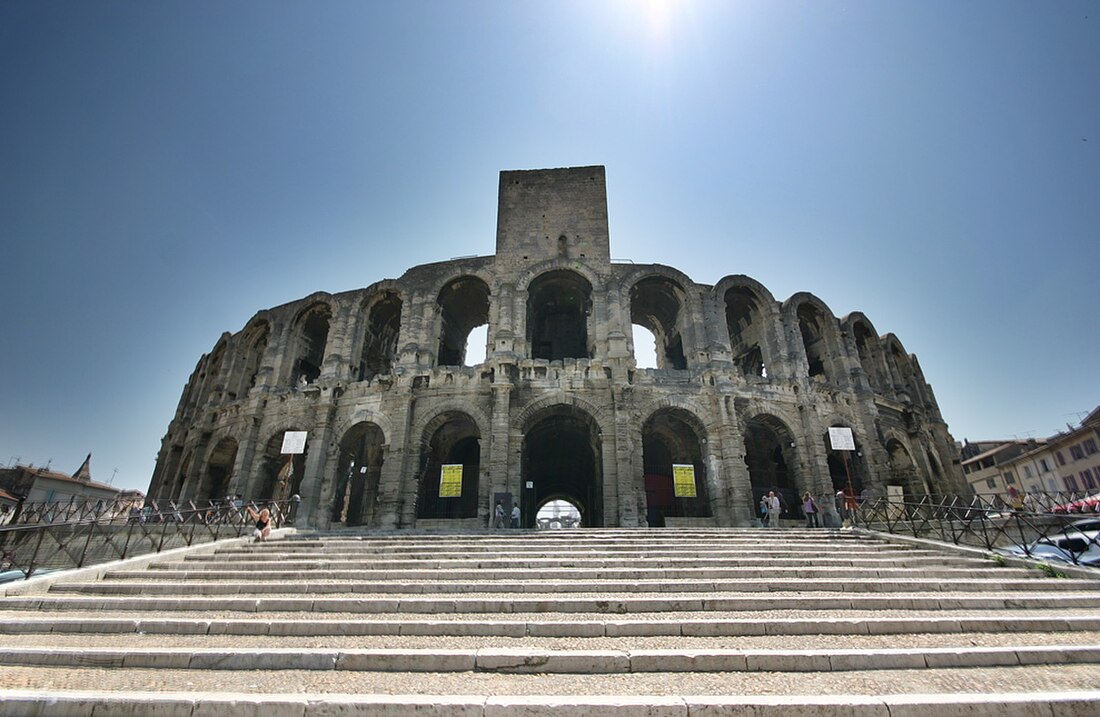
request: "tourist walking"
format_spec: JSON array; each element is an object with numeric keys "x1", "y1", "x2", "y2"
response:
[
  {"x1": 766, "y1": 491, "x2": 782, "y2": 528},
  {"x1": 494, "y1": 500, "x2": 505, "y2": 529},
  {"x1": 510, "y1": 503, "x2": 520, "y2": 529},
  {"x1": 802, "y1": 492, "x2": 818, "y2": 528}
]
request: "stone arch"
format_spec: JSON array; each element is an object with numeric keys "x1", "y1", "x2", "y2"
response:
[
  {"x1": 525, "y1": 269, "x2": 594, "y2": 361},
  {"x1": 784, "y1": 293, "x2": 844, "y2": 383},
  {"x1": 287, "y1": 298, "x2": 333, "y2": 386},
  {"x1": 742, "y1": 413, "x2": 801, "y2": 520},
  {"x1": 821, "y1": 419, "x2": 867, "y2": 496},
  {"x1": 353, "y1": 288, "x2": 403, "y2": 381},
  {"x1": 254, "y1": 425, "x2": 309, "y2": 500},
  {"x1": 330, "y1": 409, "x2": 394, "y2": 453},
  {"x1": 717, "y1": 277, "x2": 780, "y2": 379},
  {"x1": 435, "y1": 275, "x2": 491, "y2": 367},
  {"x1": 641, "y1": 406, "x2": 711, "y2": 525},
  {"x1": 200, "y1": 436, "x2": 239, "y2": 502},
  {"x1": 415, "y1": 410, "x2": 481, "y2": 519},
  {"x1": 883, "y1": 334, "x2": 919, "y2": 404},
  {"x1": 230, "y1": 318, "x2": 271, "y2": 400},
  {"x1": 170, "y1": 450, "x2": 192, "y2": 503},
  {"x1": 843, "y1": 312, "x2": 888, "y2": 393},
  {"x1": 520, "y1": 402, "x2": 605, "y2": 528},
  {"x1": 627, "y1": 272, "x2": 693, "y2": 370},
  {"x1": 513, "y1": 392, "x2": 611, "y2": 436},
  {"x1": 331, "y1": 421, "x2": 387, "y2": 527}
]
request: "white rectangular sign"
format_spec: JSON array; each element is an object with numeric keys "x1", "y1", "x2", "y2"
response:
[
  {"x1": 281, "y1": 431, "x2": 308, "y2": 455},
  {"x1": 828, "y1": 427, "x2": 856, "y2": 451}
]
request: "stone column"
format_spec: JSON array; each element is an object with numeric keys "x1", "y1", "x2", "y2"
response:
[
  {"x1": 299, "y1": 397, "x2": 338, "y2": 528},
  {"x1": 714, "y1": 389, "x2": 751, "y2": 526},
  {"x1": 487, "y1": 373, "x2": 514, "y2": 527}
]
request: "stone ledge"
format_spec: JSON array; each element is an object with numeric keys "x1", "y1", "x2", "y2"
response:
[{"x1": 1, "y1": 690, "x2": 1098, "y2": 717}]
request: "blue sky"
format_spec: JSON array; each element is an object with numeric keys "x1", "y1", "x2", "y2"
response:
[{"x1": 1, "y1": 1, "x2": 1097, "y2": 492}]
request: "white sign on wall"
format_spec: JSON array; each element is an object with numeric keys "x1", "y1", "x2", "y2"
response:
[
  {"x1": 281, "y1": 431, "x2": 308, "y2": 455},
  {"x1": 828, "y1": 427, "x2": 855, "y2": 451}
]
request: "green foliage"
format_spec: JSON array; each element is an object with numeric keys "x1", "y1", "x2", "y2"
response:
[{"x1": 1035, "y1": 562, "x2": 1067, "y2": 579}]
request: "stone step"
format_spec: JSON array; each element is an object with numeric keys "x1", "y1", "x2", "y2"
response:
[
  {"x1": 2, "y1": 688, "x2": 1098, "y2": 716},
  {"x1": 7, "y1": 592, "x2": 1100, "y2": 614},
  {"x1": 4, "y1": 644, "x2": 1100, "y2": 674},
  {"x1": 108, "y1": 566, "x2": 1026, "y2": 581},
  {"x1": 45, "y1": 577, "x2": 1097, "y2": 596},
  {"x1": 174, "y1": 554, "x2": 994, "y2": 570},
  {"x1": 3, "y1": 614, "x2": 1100, "y2": 638}
]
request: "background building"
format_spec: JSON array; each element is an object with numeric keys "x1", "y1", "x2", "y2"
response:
[{"x1": 147, "y1": 167, "x2": 965, "y2": 528}]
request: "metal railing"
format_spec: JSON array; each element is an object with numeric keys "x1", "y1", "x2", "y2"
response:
[
  {"x1": 0, "y1": 497, "x2": 299, "y2": 583},
  {"x1": 856, "y1": 492, "x2": 1100, "y2": 568}
]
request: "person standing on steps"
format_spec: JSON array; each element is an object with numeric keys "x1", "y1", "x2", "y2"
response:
[
  {"x1": 494, "y1": 500, "x2": 505, "y2": 529},
  {"x1": 802, "y1": 492, "x2": 819, "y2": 528},
  {"x1": 767, "y1": 491, "x2": 782, "y2": 528},
  {"x1": 510, "y1": 502, "x2": 521, "y2": 529}
]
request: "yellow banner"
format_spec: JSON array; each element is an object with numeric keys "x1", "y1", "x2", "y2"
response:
[
  {"x1": 439, "y1": 464, "x2": 463, "y2": 498},
  {"x1": 673, "y1": 464, "x2": 697, "y2": 498}
]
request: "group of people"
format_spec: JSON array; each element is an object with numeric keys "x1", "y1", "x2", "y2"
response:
[
  {"x1": 759, "y1": 489, "x2": 861, "y2": 528},
  {"x1": 494, "y1": 500, "x2": 521, "y2": 529}
]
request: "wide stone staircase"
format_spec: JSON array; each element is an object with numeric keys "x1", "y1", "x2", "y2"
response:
[{"x1": 2, "y1": 528, "x2": 1100, "y2": 715}]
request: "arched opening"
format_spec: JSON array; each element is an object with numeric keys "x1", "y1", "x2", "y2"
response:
[
  {"x1": 417, "y1": 413, "x2": 480, "y2": 519},
  {"x1": 202, "y1": 438, "x2": 238, "y2": 501},
  {"x1": 824, "y1": 426, "x2": 865, "y2": 496},
  {"x1": 535, "y1": 497, "x2": 583, "y2": 529},
  {"x1": 630, "y1": 277, "x2": 688, "y2": 370},
  {"x1": 258, "y1": 430, "x2": 307, "y2": 500},
  {"x1": 642, "y1": 409, "x2": 710, "y2": 526},
  {"x1": 202, "y1": 343, "x2": 226, "y2": 404},
  {"x1": 527, "y1": 270, "x2": 592, "y2": 361},
  {"x1": 797, "y1": 303, "x2": 829, "y2": 380},
  {"x1": 889, "y1": 344, "x2": 915, "y2": 403},
  {"x1": 521, "y1": 405, "x2": 603, "y2": 528},
  {"x1": 850, "y1": 321, "x2": 883, "y2": 392},
  {"x1": 437, "y1": 277, "x2": 490, "y2": 367},
  {"x1": 332, "y1": 422, "x2": 385, "y2": 526},
  {"x1": 290, "y1": 304, "x2": 331, "y2": 386},
  {"x1": 171, "y1": 451, "x2": 191, "y2": 502},
  {"x1": 743, "y1": 415, "x2": 799, "y2": 520},
  {"x1": 926, "y1": 449, "x2": 945, "y2": 494},
  {"x1": 358, "y1": 293, "x2": 402, "y2": 381},
  {"x1": 725, "y1": 287, "x2": 767, "y2": 378},
  {"x1": 232, "y1": 321, "x2": 269, "y2": 400}
]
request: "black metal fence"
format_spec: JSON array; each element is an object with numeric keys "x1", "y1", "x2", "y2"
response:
[
  {"x1": 857, "y1": 492, "x2": 1100, "y2": 568},
  {"x1": 0, "y1": 497, "x2": 299, "y2": 583}
]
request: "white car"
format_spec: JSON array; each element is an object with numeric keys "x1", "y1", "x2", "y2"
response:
[{"x1": 999, "y1": 518, "x2": 1100, "y2": 567}]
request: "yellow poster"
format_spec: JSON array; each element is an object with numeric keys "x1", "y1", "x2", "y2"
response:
[
  {"x1": 439, "y1": 464, "x2": 463, "y2": 498},
  {"x1": 673, "y1": 464, "x2": 697, "y2": 498}
]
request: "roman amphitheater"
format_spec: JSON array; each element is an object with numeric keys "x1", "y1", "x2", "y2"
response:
[{"x1": 147, "y1": 166, "x2": 965, "y2": 529}]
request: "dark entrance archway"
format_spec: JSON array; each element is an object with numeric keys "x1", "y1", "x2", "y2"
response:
[
  {"x1": 257, "y1": 430, "x2": 307, "y2": 500},
  {"x1": 642, "y1": 408, "x2": 710, "y2": 527},
  {"x1": 332, "y1": 422, "x2": 386, "y2": 527},
  {"x1": 416, "y1": 412, "x2": 480, "y2": 519},
  {"x1": 521, "y1": 405, "x2": 603, "y2": 528},
  {"x1": 743, "y1": 414, "x2": 799, "y2": 521},
  {"x1": 202, "y1": 438, "x2": 238, "y2": 502},
  {"x1": 824, "y1": 426, "x2": 865, "y2": 496}
]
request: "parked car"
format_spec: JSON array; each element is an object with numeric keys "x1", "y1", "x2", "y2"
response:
[{"x1": 998, "y1": 518, "x2": 1100, "y2": 567}]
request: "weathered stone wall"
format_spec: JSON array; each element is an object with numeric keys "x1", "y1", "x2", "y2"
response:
[{"x1": 147, "y1": 166, "x2": 967, "y2": 529}]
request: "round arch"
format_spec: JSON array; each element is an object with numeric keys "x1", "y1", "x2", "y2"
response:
[
  {"x1": 415, "y1": 410, "x2": 481, "y2": 519},
  {"x1": 641, "y1": 406, "x2": 711, "y2": 526},
  {"x1": 743, "y1": 414, "x2": 801, "y2": 520},
  {"x1": 200, "y1": 436, "x2": 239, "y2": 502},
  {"x1": 520, "y1": 403, "x2": 604, "y2": 528},
  {"x1": 331, "y1": 421, "x2": 387, "y2": 527}
]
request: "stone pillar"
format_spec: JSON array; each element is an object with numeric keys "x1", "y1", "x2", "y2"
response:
[
  {"x1": 299, "y1": 397, "x2": 338, "y2": 528},
  {"x1": 715, "y1": 389, "x2": 752, "y2": 526},
  {"x1": 611, "y1": 387, "x2": 638, "y2": 527},
  {"x1": 487, "y1": 373, "x2": 514, "y2": 527}
]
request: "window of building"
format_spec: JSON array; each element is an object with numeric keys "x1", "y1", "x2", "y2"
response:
[
  {"x1": 1085, "y1": 438, "x2": 1098, "y2": 455},
  {"x1": 1065, "y1": 475, "x2": 1079, "y2": 492},
  {"x1": 1039, "y1": 458, "x2": 1050, "y2": 473},
  {"x1": 1023, "y1": 465, "x2": 1033, "y2": 479},
  {"x1": 1003, "y1": 471, "x2": 1016, "y2": 485},
  {"x1": 985, "y1": 477, "x2": 997, "y2": 489},
  {"x1": 1082, "y1": 469, "x2": 1097, "y2": 491},
  {"x1": 1057, "y1": 451, "x2": 1066, "y2": 466},
  {"x1": 1070, "y1": 444, "x2": 1085, "y2": 461}
]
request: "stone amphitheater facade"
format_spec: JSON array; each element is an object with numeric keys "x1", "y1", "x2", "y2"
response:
[{"x1": 147, "y1": 166, "x2": 966, "y2": 529}]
